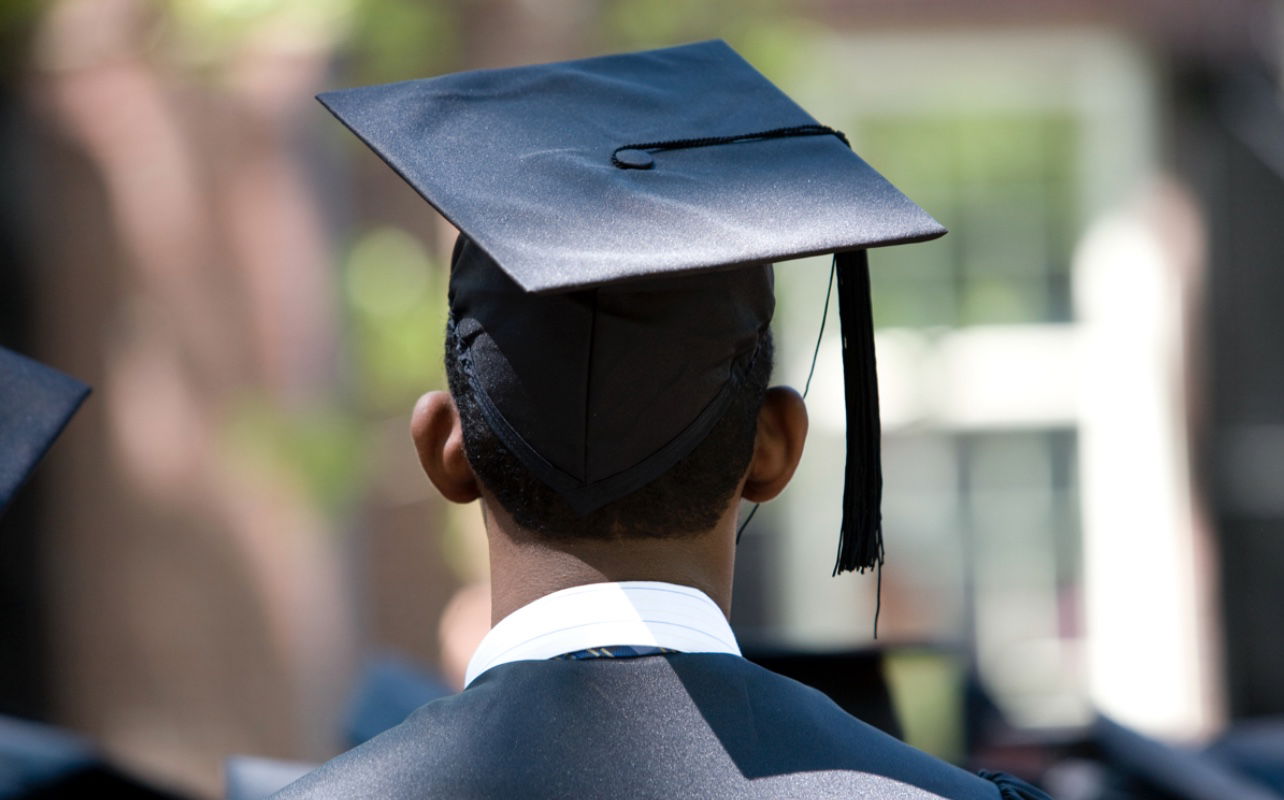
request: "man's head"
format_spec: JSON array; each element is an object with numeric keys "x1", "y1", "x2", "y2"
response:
[
  {"x1": 442, "y1": 316, "x2": 772, "y2": 540},
  {"x1": 323, "y1": 40, "x2": 946, "y2": 580},
  {"x1": 411, "y1": 236, "x2": 808, "y2": 544}
]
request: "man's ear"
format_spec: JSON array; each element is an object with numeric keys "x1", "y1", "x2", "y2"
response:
[
  {"x1": 410, "y1": 391, "x2": 482, "y2": 504},
  {"x1": 742, "y1": 386, "x2": 808, "y2": 503}
]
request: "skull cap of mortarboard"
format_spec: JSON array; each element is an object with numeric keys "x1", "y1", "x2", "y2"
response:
[
  {"x1": 318, "y1": 40, "x2": 946, "y2": 576},
  {"x1": 0, "y1": 347, "x2": 90, "y2": 514}
]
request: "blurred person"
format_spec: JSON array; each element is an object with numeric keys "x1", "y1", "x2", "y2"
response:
[
  {"x1": 0, "y1": 349, "x2": 190, "y2": 798},
  {"x1": 436, "y1": 581, "x2": 491, "y2": 692},
  {"x1": 273, "y1": 42, "x2": 1052, "y2": 799}
]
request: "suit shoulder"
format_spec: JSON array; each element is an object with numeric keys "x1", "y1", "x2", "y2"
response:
[
  {"x1": 270, "y1": 693, "x2": 481, "y2": 799},
  {"x1": 272, "y1": 656, "x2": 1019, "y2": 799}
]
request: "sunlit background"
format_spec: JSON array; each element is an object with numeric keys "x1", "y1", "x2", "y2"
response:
[{"x1": 2, "y1": 0, "x2": 1282, "y2": 796}]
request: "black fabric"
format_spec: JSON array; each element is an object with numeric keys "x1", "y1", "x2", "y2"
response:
[
  {"x1": 449, "y1": 237, "x2": 772, "y2": 512},
  {"x1": 1088, "y1": 715, "x2": 1278, "y2": 800},
  {"x1": 272, "y1": 654, "x2": 1008, "y2": 799},
  {"x1": 0, "y1": 714, "x2": 188, "y2": 799},
  {"x1": 834, "y1": 249, "x2": 885, "y2": 577},
  {"x1": 742, "y1": 646, "x2": 902, "y2": 741},
  {"x1": 316, "y1": 40, "x2": 945, "y2": 296},
  {"x1": 976, "y1": 771, "x2": 1054, "y2": 800},
  {"x1": 0, "y1": 348, "x2": 89, "y2": 514},
  {"x1": 609, "y1": 124, "x2": 849, "y2": 169}
]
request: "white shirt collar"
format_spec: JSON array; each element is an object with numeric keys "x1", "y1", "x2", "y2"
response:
[{"x1": 464, "y1": 581, "x2": 741, "y2": 687}]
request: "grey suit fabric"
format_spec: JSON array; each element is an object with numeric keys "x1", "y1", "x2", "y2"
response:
[{"x1": 272, "y1": 653, "x2": 1035, "y2": 799}]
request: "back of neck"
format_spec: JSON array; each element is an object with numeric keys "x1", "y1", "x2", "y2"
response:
[{"x1": 480, "y1": 497, "x2": 736, "y2": 624}]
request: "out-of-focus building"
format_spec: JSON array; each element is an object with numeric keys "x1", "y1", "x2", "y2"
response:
[{"x1": 732, "y1": 0, "x2": 1284, "y2": 752}]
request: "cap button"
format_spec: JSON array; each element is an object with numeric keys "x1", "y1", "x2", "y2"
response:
[{"x1": 614, "y1": 148, "x2": 655, "y2": 169}]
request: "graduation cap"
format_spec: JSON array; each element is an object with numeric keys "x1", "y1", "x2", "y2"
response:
[
  {"x1": 0, "y1": 713, "x2": 186, "y2": 799},
  {"x1": 0, "y1": 348, "x2": 89, "y2": 515},
  {"x1": 741, "y1": 645, "x2": 902, "y2": 740},
  {"x1": 318, "y1": 40, "x2": 945, "y2": 575}
]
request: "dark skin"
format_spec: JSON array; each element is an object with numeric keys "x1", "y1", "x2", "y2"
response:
[{"x1": 411, "y1": 387, "x2": 808, "y2": 624}]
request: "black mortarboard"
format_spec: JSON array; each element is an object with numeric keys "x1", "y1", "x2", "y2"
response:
[
  {"x1": 742, "y1": 646, "x2": 901, "y2": 740},
  {"x1": 0, "y1": 713, "x2": 187, "y2": 799},
  {"x1": 344, "y1": 656, "x2": 451, "y2": 747},
  {"x1": 319, "y1": 40, "x2": 945, "y2": 574},
  {"x1": 0, "y1": 348, "x2": 89, "y2": 514},
  {"x1": 224, "y1": 756, "x2": 317, "y2": 800}
]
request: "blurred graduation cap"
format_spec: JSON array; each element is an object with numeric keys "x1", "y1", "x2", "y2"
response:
[
  {"x1": 0, "y1": 714, "x2": 187, "y2": 799},
  {"x1": 318, "y1": 40, "x2": 945, "y2": 575},
  {"x1": 343, "y1": 656, "x2": 451, "y2": 747},
  {"x1": 1205, "y1": 719, "x2": 1284, "y2": 797},
  {"x1": 223, "y1": 756, "x2": 316, "y2": 800},
  {"x1": 0, "y1": 347, "x2": 89, "y2": 515},
  {"x1": 741, "y1": 645, "x2": 902, "y2": 740},
  {"x1": 1084, "y1": 716, "x2": 1281, "y2": 800}
]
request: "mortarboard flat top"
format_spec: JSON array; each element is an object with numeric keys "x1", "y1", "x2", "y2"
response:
[
  {"x1": 0, "y1": 347, "x2": 89, "y2": 513},
  {"x1": 317, "y1": 39, "x2": 944, "y2": 294}
]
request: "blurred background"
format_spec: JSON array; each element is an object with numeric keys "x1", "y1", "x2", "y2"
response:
[{"x1": 1, "y1": 0, "x2": 1282, "y2": 796}]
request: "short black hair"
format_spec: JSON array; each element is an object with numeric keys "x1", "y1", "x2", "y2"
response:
[{"x1": 445, "y1": 320, "x2": 773, "y2": 540}]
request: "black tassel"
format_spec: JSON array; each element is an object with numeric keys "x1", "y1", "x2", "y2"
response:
[{"x1": 833, "y1": 250, "x2": 884, "y2": 578}]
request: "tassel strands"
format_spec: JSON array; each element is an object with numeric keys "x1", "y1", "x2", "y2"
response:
[{"x1": 833, "y1": 250, "x2": 885, "y2": 580}]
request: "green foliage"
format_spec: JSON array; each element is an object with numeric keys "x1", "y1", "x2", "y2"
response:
[
  {"x1": 166, "y1": 0, "x2": 356, "y2": 65},
  {"x1": 342, "y1": 0, "x2": 456, "y2": 83},
  {"x1": 884, "y1": 649, "x2": 966, "y2": 763},
  {"x1": 223, "y1": 393, "x2": 368, "y2": 514},
  {"x1": 212, "y1": 228, "x2": 445, "y2": 518},
  {"x1": 600, "y1": 0, "x2": 790, "y2": 55},
  {"x1": 860, "y1": 113, "x2": 1078, "y2": 327},
  {"x1": 0, "y1": 0, "x2": 41, "y2": 35},
  {"x1": 731, "y1": 17, "x2": 819, "y2": 80},
  {"x1": 343, "y1": 225, "x2": 448, "y2": 415},
  {"x1": 0, "y1": 0, "x2": 44, "y2": 78}
]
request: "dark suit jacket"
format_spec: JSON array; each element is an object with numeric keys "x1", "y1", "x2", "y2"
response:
[{"x1": 273, "y1": 653, "x2": 1045, "y2": 799}]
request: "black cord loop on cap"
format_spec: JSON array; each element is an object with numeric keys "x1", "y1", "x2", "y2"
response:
[{"x1": 611, "y1": 124, "x2": 850, "y2": 169}]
